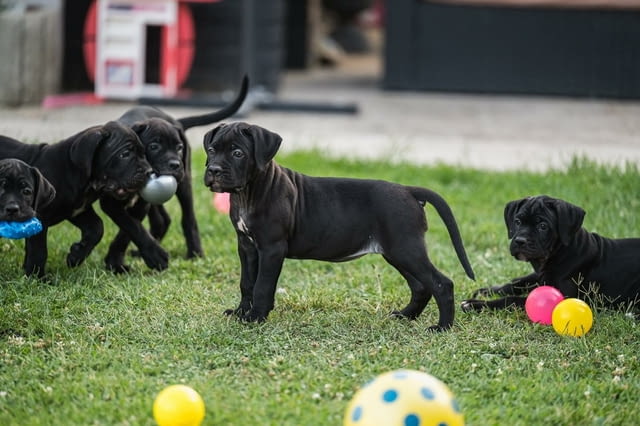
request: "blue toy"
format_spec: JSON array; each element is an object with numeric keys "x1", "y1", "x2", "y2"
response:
[{"x1": 0, "y1": 217, "x2": 43, "y2": 239}]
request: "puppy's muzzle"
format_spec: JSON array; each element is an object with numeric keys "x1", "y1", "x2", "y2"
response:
[
  {"x1": 204, "y1": 164, "x2": 223, "y2": 187},
  {"x1": 510, "y1": 236, "x2": 539, "y2": 261},
  {"x1": 1, "y1": 200, "x2": 33, "y2": 222},
  {"x1": 4, "y1": 202, "x2": 19, "y2": 216}
]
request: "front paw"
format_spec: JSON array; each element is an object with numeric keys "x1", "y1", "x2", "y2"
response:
[
  {"x1": 186, "y1": 247, "x2": 204, "y2": 259},
  {"x1": 460, "y1": 299, "x2": 487, "y2": 312},
  {"x1": 427, "y1": 324, "x2": 451, "y2": 332},
  {"x1": 240, "y1": 309, "x2": 268, "y2": 323},
  {"x1": 24, "y1": 263, "x2": 46, "y2": 280},
  {"x1": 67, "y1": 242, "x2": 90, "y2": 267},
  {"x1": 140, "y1": 244, "x2": 169, "y2": 271},
  {"x1": 390, "y1": 310, "x2": 419, "y2": 321},
  {"x1": 106, "y1": 261, "x2": 131, "y2": 274}
]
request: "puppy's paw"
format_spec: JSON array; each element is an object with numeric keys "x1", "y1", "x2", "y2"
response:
[
  {"x1": 427, "y1": 324, "x2": 451, "y2": 332},
  {"x1": 106, "y1": 262, "x2": 131, "y2": 274},
  {"x1": 224, "y1": 304, "x2": 251, "y2": 318},
  {"x1": 141, "y1": 245, "x2": 169, "y2": 271},
  {"x1": 460, "y1": 299, "x2": 487, "y2": 312},
  {"x1": 240, "y1": 309, "x2": 267, "y2": 323},
  {"x1": 186, "y1": 247, "x2": 204, "y2": 259},
  {"x1": 390, "y1": 310, "x2": 419, "y2": 320},
  {"x1": 67, "y1": 242, "x2": 90, "y2": 267}
]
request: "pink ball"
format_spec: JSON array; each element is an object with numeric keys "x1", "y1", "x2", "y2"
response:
[
  {"x1": 212, "y1": 192, "x2": 231, "y2": 215},
  {"x1": 525, "y1": 286, "x2": 564, "y2": 325}
]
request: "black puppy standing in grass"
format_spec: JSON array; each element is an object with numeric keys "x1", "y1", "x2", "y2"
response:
[
  {"x1": 202, "y1": 122, "x2": 475, "y2": 331},
  {"x1": 0, "y1": 123, "x2": 152, "y2": 277},
  {"x1": 100, "y1": 77, "x2": 248, "y2": 273},
  {"x1": 0, "y1": 159, "x2": 56, "y2": 223},
  {"x1": 461, "y1": 195, "x2": 640, "y2": 312}
]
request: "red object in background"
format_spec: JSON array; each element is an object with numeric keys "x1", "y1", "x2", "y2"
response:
[
  {"x1": 82, "y1": 0, "x2": 205, "y2": 90},
  {"x1": 212, "y1": 192, "x2": 231, "y2": 215}
]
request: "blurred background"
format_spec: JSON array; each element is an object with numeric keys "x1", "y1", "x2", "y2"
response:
[
  {"x1": 2, "y1": 0, "x2": 640, "y2": 170},
  {"x1": 4, "y1": 0, "x2": 640, "y2": 105}
]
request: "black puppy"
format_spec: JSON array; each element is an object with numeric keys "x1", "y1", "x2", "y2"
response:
[
  {"x1": 0, "y1": 122, "x2": 152, "y2": 277},
  {"x1": 0, "y1": 158, "x2": 55, "y2": 222},
  {"x1": 101, "y1": 76, "x2": 248, "y2": 273},
  {"x1": 461, "y1": 195, "x2": 640, "y2": 312},
  {"x1": 203, "y1": 122, "x2": 475, "y2": 331}
]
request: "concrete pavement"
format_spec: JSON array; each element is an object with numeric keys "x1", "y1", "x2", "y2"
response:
[{"x1": 1, "y1": 61, "x2": 639, "y2": 172}]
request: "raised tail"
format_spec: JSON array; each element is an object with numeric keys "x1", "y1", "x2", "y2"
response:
[
  {"x1": 178, "y1": 75, "x2": 249, "y2": 130},
  {"x1": 410, "y1": 187, "x2": 475, "y2": 280}
]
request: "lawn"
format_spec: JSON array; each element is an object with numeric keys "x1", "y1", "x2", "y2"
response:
[{"x1": 1, "y1": 149, "x2": 639, "y2": 425}]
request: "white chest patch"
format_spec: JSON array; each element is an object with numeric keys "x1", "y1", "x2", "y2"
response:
[
  {"x1": 237, "y1": 217, "x2": 249, "y2": 233},
  {"x1": 236, "y1": 217, "x2": 254, "y2": 243}
]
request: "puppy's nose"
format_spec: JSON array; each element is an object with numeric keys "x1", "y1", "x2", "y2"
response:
[
  {"x1": 5, "y1": 202, "x2": 19, "y2": 215},
  {"x1": 513, "y1": 236, "x2": 527, "y2": 246},
  {"x1": 207, "y1": 164, "x2": 223, "y2": 177},
  {"x1": 168, "y1": 159, "x2": 181, "y2": 171}
]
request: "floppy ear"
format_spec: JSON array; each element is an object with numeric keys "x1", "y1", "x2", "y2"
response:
[
  {"x1": 548, "y1": 198, "x2": 585, "y2": 245},
  {"x1": 68, "y1": 127, "x2": 106, "y2": 178},
  {"x1": 131, "y1": 122, "x2": 148, "y2": 137},
  {"x1": 504, "y1": 197, "x2": 529, "y2": 239},
  {"x1": 243, "y1": 125, "x2": 282, "y2": 170},
  {"x1": 203, "y1": 124, "x2": 226, "y2": 167},
  {"x1": 30, "y1": 165, "x2": 56, "y2": 210},
  {"x1": 203, "y1": 124, "x2": 225, "y2": 150}
]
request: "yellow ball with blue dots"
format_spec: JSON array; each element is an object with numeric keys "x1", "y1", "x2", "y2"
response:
[{"x1": 344, "y1": 369, "x2": 464, "y2": 426}]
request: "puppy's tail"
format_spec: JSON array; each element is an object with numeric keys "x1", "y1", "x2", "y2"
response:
[
  {"x1": 410, "y1": 187, "x2": 476, "y2": 280},
  {"x1": 178, "y1": 75, "x2": 249, "y2": 130}
]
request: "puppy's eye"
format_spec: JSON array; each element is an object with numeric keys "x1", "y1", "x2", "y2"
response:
[
  {"x1": 119, "y1": 150, "x2": 131, "y2": 159},
  {"x1": 232, "y1": 149, "x2": 244, "y2": 159},
  {"x1": 148, "y1": 142, "x2": 161, "y2": 152},
  {"x1": 176, "y1": 143, "x2": 184, "y2": 152},
  {"x1": 22, "y1": 188, "x2": 33, "y2": 196},
  {"x1": 537, "y1": 222, "x2": 548, "y2": 231},
  {"x1": 514, "y1": 218, "x2": 522, "y2": 227},
  {"x1": 206, "y1": 146, "x2": 215, "y2": 154}
]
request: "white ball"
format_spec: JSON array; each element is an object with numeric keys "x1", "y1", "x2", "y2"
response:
[{"x1": 140, "y1": 174, "x2": 177, "y2": 204}]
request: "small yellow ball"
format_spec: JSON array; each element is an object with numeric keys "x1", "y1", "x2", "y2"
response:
[
  {"x1": 552, "y1": 298, "x2": 593, "y2": 337},
  {"x1": 344, "y1": 370, "x2": 464, "y2": 426},
  {"x1": 153, "y1": 385, "x2": 205, "y2": 426}
]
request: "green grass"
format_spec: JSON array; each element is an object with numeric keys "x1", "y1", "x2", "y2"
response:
[{"x1": 1, "y1": 150, "x2": 639, "y2": 425}]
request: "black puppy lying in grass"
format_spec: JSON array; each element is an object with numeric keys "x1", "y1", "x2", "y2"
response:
[{"x1": 462, "y1": 195, "x2": 640, "y2": 314}]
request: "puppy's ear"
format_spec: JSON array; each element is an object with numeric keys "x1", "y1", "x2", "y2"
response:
[
  {"x1": 203, "y1": 124, "x2": 225, "y2": 149},
  {"x1": 30, "y1": 165, "x2": 56, "y2": 210},
  {"x1": 549, "y1": 199, "x2": 585, "y2": 245},
  {"x1": 243, "y1": 125, "x2": 282, "y2": 170},
  {"x1": 131, "y1": 122, "x2": 148, "y2": 136},
  {"x1": 203, "y1": 124, "x2": 225, "y2": 168},
  {"x1": 504, "y1": 197, "x2": 528, "y2": 239},
  {"x1": 69, "y1": 126, "x2": 106, "y2": 178}
]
